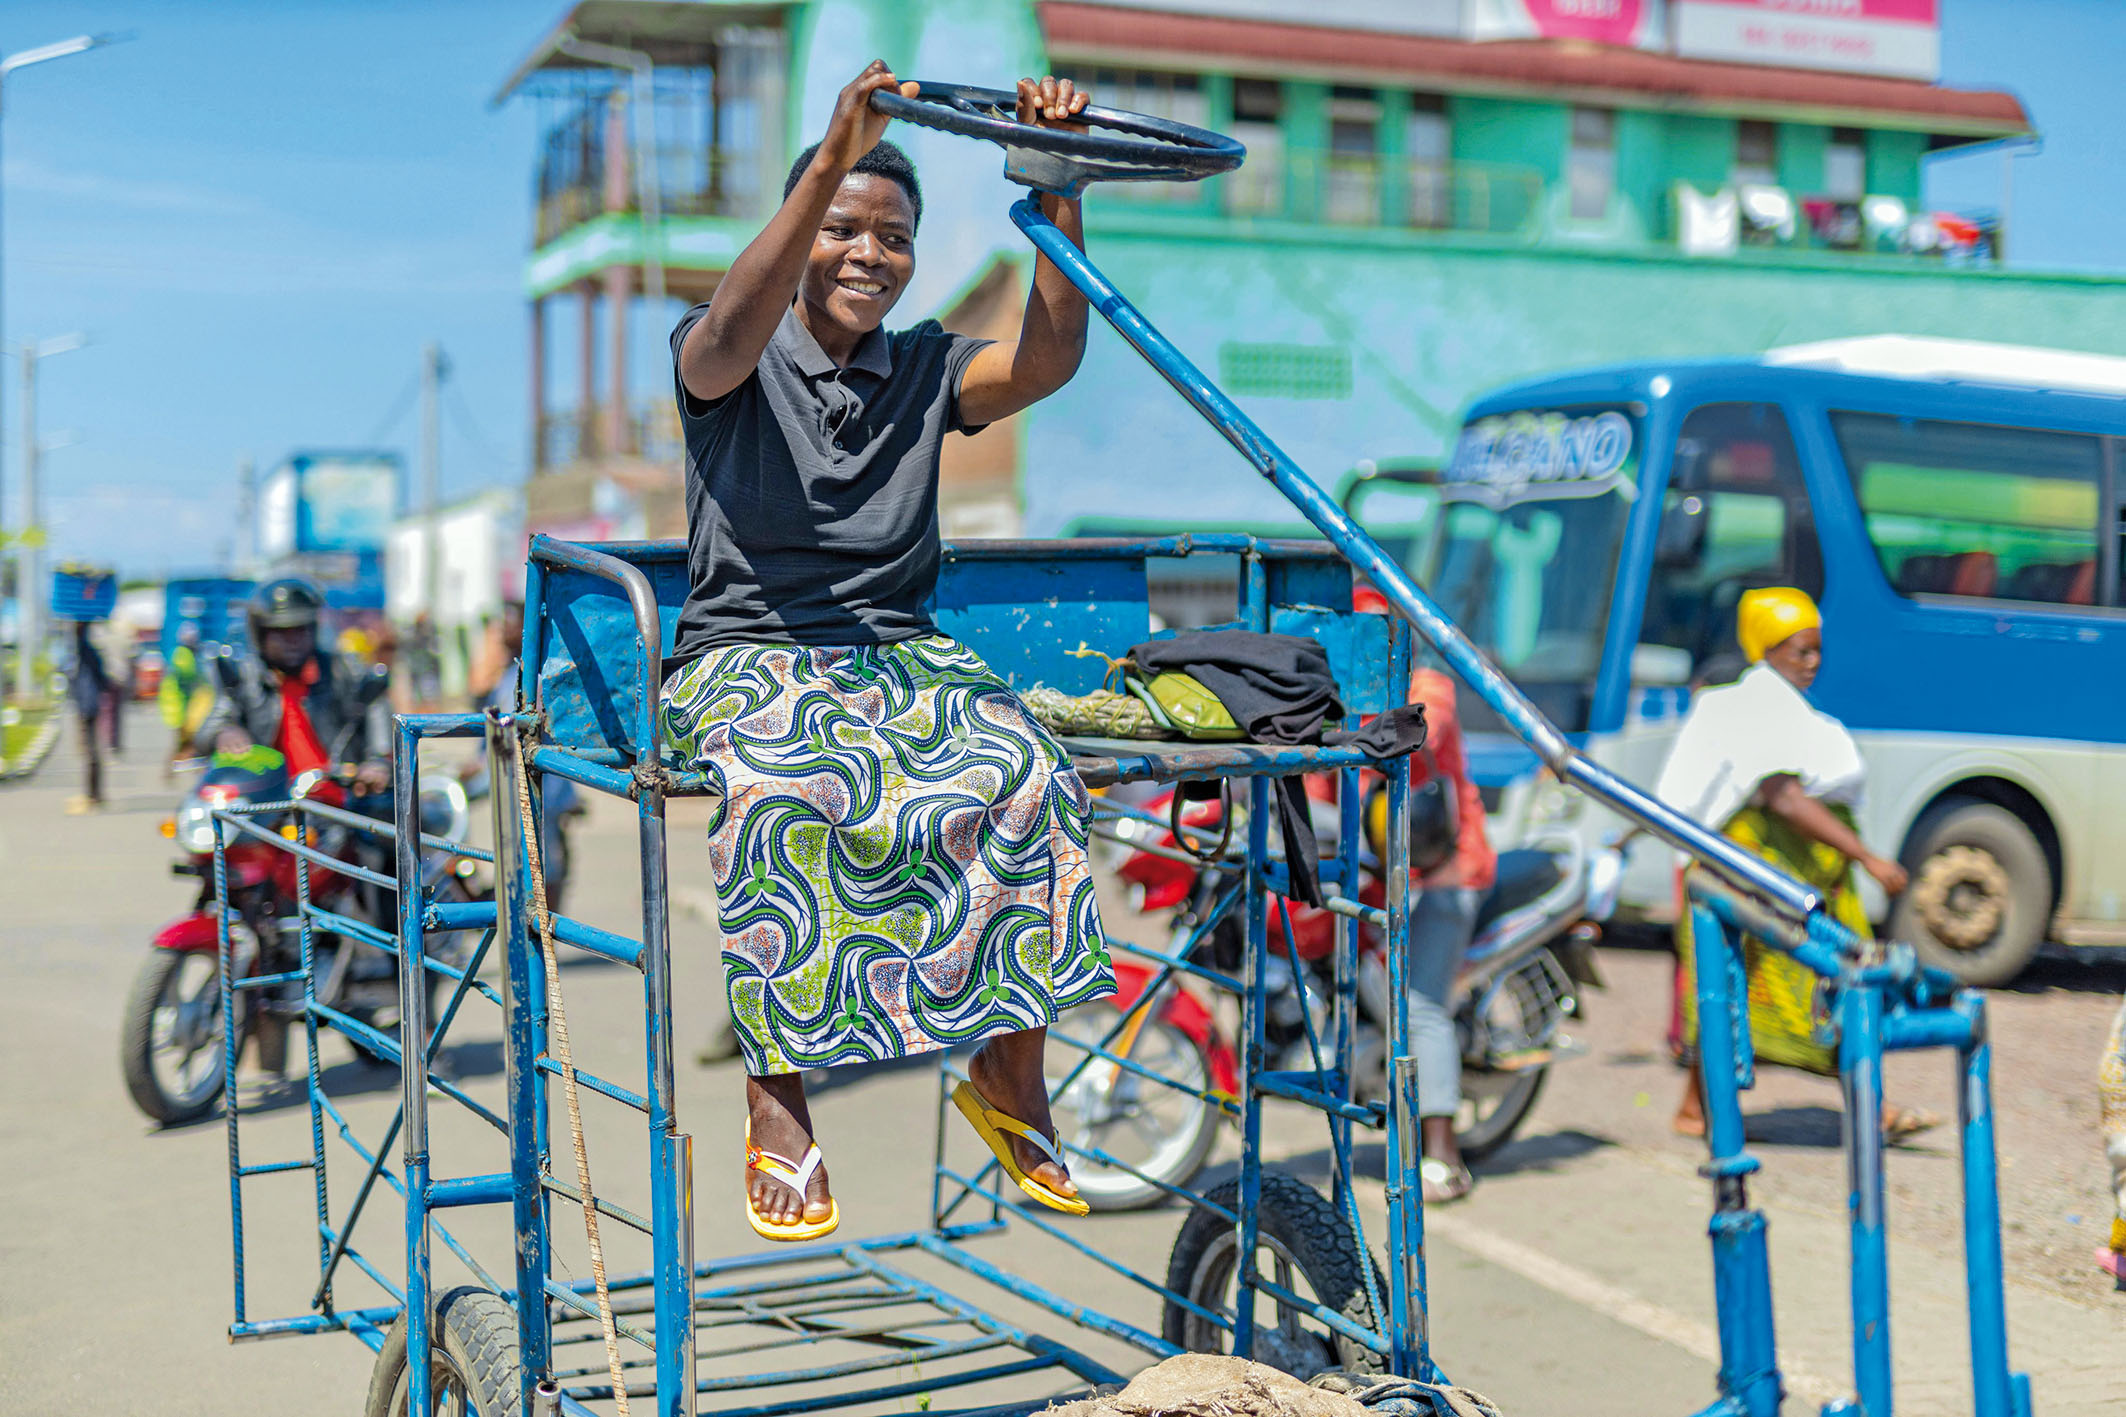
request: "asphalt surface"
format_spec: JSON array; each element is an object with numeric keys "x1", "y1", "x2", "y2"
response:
[{"x1": 3, "y1": 705, "x2": 2121, "y2": 1415}]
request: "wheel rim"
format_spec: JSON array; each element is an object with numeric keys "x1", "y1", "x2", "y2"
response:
[
  {"x1": 1912, "y1": 845, "x2": 2009, "y2": 951},
  {"x1": 1048, "y1": 1011, "x2": 1211, "y2": 1200},
  {"x1": 149, "y1": 952, "x2": 225, "y2": 1108},
  {"x1": 1181, "y1": 1229, "x2": 1339, "y2": 1377}
]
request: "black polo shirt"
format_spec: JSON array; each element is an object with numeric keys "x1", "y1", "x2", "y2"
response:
[{"x1": 666, "y1": 303, "x2": 992, "y2": 665}]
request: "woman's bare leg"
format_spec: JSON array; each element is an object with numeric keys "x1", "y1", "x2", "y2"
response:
[
  {"x1": 967, "y1": 1025, "x2": 1077, "y2": 1201},
  {"x1": 746, "y1": 1072, "x2": 833, "y2": 1225}
]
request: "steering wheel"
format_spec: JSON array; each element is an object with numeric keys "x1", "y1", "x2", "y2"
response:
[{"x1": 869, "y1": 82, "x2": 1244, "y2": 196}]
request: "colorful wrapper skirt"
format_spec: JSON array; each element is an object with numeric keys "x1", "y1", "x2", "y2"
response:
[
  {"x1": 1677, "y1": 804, "x2": 1866, "y2": 1076},
  {"x1": 659, "y1": 634, "x2": 1115, "y2": 1076}
]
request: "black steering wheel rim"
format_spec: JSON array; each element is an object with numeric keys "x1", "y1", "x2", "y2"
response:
[{"x1": 869, "y1": 82, "x2": 1243, "y2": 184}]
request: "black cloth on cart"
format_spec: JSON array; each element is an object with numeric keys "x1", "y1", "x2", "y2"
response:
[{"x1": 1130, "y1": 631, "x2": 1427, "y2": 905}]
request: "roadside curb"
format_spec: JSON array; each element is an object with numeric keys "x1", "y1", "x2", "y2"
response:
[{"x1": 0, "y1": 709, "x2": 66, "y2": 783}]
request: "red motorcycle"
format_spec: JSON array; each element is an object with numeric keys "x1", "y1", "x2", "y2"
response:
[
  {"x1": 1051, "y1": 780, "x2": 1613, "y2": 1209},
  {"x1": 120, "y1": 750, "x2": 480, "y2": 1126}
]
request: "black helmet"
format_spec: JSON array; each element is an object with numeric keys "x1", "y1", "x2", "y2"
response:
[{"x1": 248, "y1": 577, "x2": 326, "y2": 634}]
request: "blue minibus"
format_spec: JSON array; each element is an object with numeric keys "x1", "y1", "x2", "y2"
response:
[{"x1": 1346, "y1": 337, "x2": 2126, "y2": 984}]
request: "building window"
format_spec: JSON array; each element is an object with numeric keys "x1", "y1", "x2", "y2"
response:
[
  {"x1": 1325, "y1": 87, "x2": 1382, "y2": 225},
  {"x1": 1226, "y1": 77, "x2": 1284, "y2": 216},
  {"x1": 1825, "y1": 127, "x2": 1866, "y2": 200},
  {"x1": 1064, "y1": 68, "x2": 1206, "y2": 203},
  {"x1": 1834, "y1": 412, "x2": 2104, "y2": 606},
  {"x1": 1733, "y1": 120, "x2": 1779, "y2": 188},
  {"x1": 1406, "y1": 93, "x2": 1451, "y2": 228},
  {"x1": 1567, "y1": 107, "x2": 1614, "y2": 221}
]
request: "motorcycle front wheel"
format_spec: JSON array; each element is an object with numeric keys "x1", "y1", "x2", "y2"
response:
[
  {"x1": 120, "y1": 949, "x2": 229, "y2": 1126},
  {"x1": 1455, "y1": 1067, "x2": 1547, "y2": 1162},
  {"x1": 1047, "y1": 1008, "x2": 1220, "y2": 1210}
]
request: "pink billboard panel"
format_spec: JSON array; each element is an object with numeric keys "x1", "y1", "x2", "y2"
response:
[{"x1": 1673, "y1": 0, "x2": 1940, "y2": 80}]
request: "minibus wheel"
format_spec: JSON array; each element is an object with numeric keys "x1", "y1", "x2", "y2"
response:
[{"x1": 1889, "y1": 799, "x2": 2050, "y2": 987}]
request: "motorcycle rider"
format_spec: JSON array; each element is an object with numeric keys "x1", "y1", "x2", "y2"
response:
[{"x1": 195, "y1": 578, "x2": 392, "y2": 795}]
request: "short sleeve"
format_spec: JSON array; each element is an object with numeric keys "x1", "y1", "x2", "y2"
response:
[
  {"x1": 936, "y1": 326, "x2": 997, "y2": 436},
  {"x1": 670, "y1": 302, "x2": 733, "y2": 421}
]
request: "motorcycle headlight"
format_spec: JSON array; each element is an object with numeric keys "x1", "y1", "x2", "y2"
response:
[{"x1": 175, "y1": 798, "x2": 219, "y2": 856}]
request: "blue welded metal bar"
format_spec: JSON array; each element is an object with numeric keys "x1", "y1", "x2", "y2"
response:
[
  {"x1": 1381, "y1": 728, "x2": 1424, "y2": 1372},
  {"x1": 215, "y1": 816, "x2": 249, "y2": 1333},
  {"x1": 914, "y1": 1235, "x2": 1177, "y2": 1358},
  {"x1": 1009, "y1": 196, "x2": 1815, "y2": 922},
  {"x1": 544, "y1": 1279, "x2": 660, "y2": 1350},
  {"x1": 530, "y1": 744, "x2": 640, "y2": 798},
  {"x1": 1839, "y1": 980, "x2": 1892, "y2": 1416},
  {"x1": 541, "y1": 1173, "x2": 655, "y2": 1236},
  {"x1": 489, "y1": 711, "x2": 555, "y2": 1410},
  {"x1": 293, "y1": 820, "x2": 334, "y2": 1307},
  {"x1": 426, "y1": 1172, "x2": 514, "y2": 1208},
  {"x1": 236, "y1": 1158, "x2": 316, "y2": 1178},
  {"x1": 1954, "y1": 993, "x2": 2018, "y2": 1417},
  {"x1": 1689, "y1": 903, "x2": 1781, "y2": 1417},
  {"x1": 548, "y1": 911, "x2": 647, "y2": 969},
  {"x1": 685, "y1": 1334, "x2": 1010, "y2": 1394},
  {"x1": 664, "y1": 1354, "x2": 1070, "y2": 1417},
  {"x1": 228, "y1": 1302, "x2": 404, "y2": 1342},
  {"x1": 1252, "y1": 1070, "x2": 1377, "y2": 1125},
  {"x1": 299, "y1": 790, "x2": 496, "y2": 862},
  {"x1": 842, "y1": 1247, "x2": 1126, "y2": 1386},
  {"x1": 212, "y1": 808, "x2": 398, "y2": 889},
  {"x1": 227, "y1": 969, "x2": 309, "y2": 990},
  {"x1": 427, "y1": 898, "x2": 499, "y2": 933},
  {"x1": 1882, "y1": 1009, "x2": 1975, "y2": 1052},
  {"x1": 1250, "y1": 1272, "x2": 1388, "y2": 1354},
  {"x1": 1235, "y1": 776, "x2": 1271, "y2": 1361},
  {"x1": 931, "y1": 1165, "x2": 1228, "y2": 1332},
  {"x1": 535, "y1": 1056, "x2": 651, "y2": 1113},
  {"x1": 391, "y1": 719, "x2": 437, "y2": 1417}
]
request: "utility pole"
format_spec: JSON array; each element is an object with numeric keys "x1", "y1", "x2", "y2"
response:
[
  {"x1": 420, "y1": 342, "x2": 446, "y2": 618},
  {"x1": 13, "y1": 332, "x2": 84, "y2": 702}
]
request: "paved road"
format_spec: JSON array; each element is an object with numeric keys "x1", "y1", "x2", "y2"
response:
[{"x1": 3, "y1": 706, "x2": 2121, "y2": 1415}]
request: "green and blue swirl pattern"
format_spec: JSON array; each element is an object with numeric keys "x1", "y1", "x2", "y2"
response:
[{"x1": 659, "y1": 635, "x2": 1115, "y2": 1075}]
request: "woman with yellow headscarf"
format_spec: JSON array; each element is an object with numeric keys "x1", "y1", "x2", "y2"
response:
[{"x1": 1656, "y1": 588, "x2": 1931, "y2": 1140}]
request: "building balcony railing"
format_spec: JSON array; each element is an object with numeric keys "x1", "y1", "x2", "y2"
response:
[
  {"x1": 536, "y1": 403, "x2": 684, "y2": 472},
  {"x1": 1112, "y1": 149, "x2": 1548, "y2": 239},
  {"x1": 535, "y1": 145, "x2": 777, "y2": 246}
]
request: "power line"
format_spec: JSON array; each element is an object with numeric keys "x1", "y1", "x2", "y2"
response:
[
  {"x1": 363, "y1": 369, "x2": 423, "y2": 448},
  {"x1": 443, "y1": 378, "x2": 515, "y2": 474}
]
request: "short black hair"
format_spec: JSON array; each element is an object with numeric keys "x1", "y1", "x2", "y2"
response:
[{"x1": 784, "y1": 138, "x2": 922, "y2": 231}]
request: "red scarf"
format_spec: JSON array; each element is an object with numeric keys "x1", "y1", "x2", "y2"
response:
[{"x1": 274, "y1": 661, "x2": 329, "y2": 777}]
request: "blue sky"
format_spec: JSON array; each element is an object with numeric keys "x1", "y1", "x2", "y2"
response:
[{"x1": 2, "y1": 0, "x2": 2121, "y2": 575}]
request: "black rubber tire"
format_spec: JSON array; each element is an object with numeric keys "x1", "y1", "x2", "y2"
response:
[
  {"x1": 1162, "y1": 1170, "x2": 1388, "y2": 1376},
  {"x1": 365, "y1": 1285, "x2": 525, "y2": 1417},
  {"x1": 120, "y1": 948, "x2": 227, "y2": 1126},
  {"x1": 1889, "y1": 799, "x2": 2051, "y2": 987},
  {"x1": 1454, "y1": 1065, "x2": 1547, "y2": 1163}
]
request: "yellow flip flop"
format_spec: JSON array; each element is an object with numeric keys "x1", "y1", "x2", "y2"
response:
[
  {"x1": 744, "y1": 1123, "x2": 840, "y2": 1242},
  {"x1": 951, "y1": 1080, "x2": 1089, "y2": 1217}
]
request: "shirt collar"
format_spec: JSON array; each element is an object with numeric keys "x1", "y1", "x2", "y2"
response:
[{"x1": 777, "y1": 305, "x2": 893, "y2": 381}]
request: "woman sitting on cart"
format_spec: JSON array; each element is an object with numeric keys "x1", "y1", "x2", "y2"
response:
[{"x1": 661, "y1": 62, "x2": 1117, "y2": 1241}]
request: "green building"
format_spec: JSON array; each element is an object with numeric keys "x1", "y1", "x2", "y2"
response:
[{"x1": 498, "y1": 0, "x2": 2126, "y2": 544}]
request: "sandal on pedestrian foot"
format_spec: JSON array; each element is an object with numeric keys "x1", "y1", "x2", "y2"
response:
[
  {"x1": 1882, "y1": 1106, "x2": 1942, "y2": 1147},
  {"x1": 1419, "y1": 1157, "x2": 1474, "y2": 1204},
  {"x1": 950, "y1": 1080, "x2": 1089, "y2": 1217},
  {"x1": 744, "y1": 1122, "x2": 839, "y2": 1242}
]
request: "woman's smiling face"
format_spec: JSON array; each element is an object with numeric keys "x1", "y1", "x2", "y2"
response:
[{"x1": 797, "y1": 173, "x2": 916, "y2": 352}]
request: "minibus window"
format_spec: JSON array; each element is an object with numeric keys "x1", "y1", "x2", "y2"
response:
[
  {"x1": 1832, "y1": 412, "x2": 2103, "y2": 608},
  {"x1": 1638, "y1": 403, "x2": 1820, "y2": 685}
]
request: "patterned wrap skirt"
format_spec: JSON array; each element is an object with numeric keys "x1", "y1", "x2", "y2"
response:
[{"x1": 659, "y1": 634, "x2": 1116, "y2": 1076}]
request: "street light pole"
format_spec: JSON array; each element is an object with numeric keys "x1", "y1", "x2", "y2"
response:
[
  {"x1": 1, "y1": 32, "x2": 121, "y2": 698},
  {"x1": 13, "y1": 332, "x2": 84, "y2": 703}
]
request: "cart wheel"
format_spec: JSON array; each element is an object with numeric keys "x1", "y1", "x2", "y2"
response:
[
  {"x1": 365, "y1": 1286, "x2": 526, "y2": 1417},
  {"x1": 120, "y1": 947, "x2": 228, "y2": 1126},
  {"x1": 1162, "y1": 1171, "x2": 1387, "y2": 1377}
]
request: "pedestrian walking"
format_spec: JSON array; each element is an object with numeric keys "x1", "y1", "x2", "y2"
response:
[
  {"x1": 660, "y1": 65, "x2": 1114, "y2": 1242},
  {"x1": 1656, "y1": 588, "x2": 1937, "y2": 1143},
  {"x1": 66, "y1": 622, "x2": 111, "y2": 812}
]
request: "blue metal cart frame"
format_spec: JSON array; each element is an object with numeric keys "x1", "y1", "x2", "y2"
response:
[{"x1": 206, "y1": 116, "x2": 2030, "y2": 1417}]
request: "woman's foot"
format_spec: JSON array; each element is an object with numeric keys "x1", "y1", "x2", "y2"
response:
[
  {"x1": 1420, "y1": 1157, "x2": 1474, "y2": 1204},
  {"x1": 967, "y1": 1028, "x2": 1079, "y2": 1206},
  {"x1": 745, "y1": 1073, "x2": 833, "y2": 1229},
  {"x1": 1882, "y1": 1105, "x2": 1942, "y2": 1147},
  {"x1": 1673, "y1": 1070, "x2": 1707, "y2": 1138}
]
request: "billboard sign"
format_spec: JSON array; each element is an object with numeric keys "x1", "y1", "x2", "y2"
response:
[
  {"x1": 292, "y1": 453, "x2": 398, "y2": 553},
  {"x1": 1672, "y1": 0, "x2": 1939, "y2": 80},
  {"x1": 1466, "y1": 0, "x2": 1660, "y2": 47}
]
